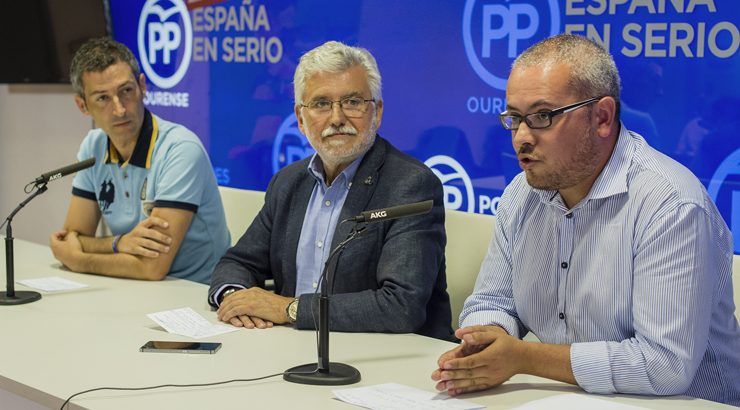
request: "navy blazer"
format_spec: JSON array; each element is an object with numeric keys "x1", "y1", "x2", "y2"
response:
[{"x1": 208, "y1": 136, "x2": 453, "y2": 341}]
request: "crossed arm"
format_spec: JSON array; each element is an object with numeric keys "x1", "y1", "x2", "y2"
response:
[{"x1": 49, "y1": 195, "x2": 193, "y2": 280}]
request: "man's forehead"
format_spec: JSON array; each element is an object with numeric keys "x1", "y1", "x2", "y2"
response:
[
  {"x1": 511, "y1": 62, "x2": 570, "y2": 84},
  {"x1": 303, "y1": 67, "x2": 370, "y2": 98},
  {"x1": 82, "y1": 64, "x2": 137, "y2": 94},
  {"x1": 506, "y1": 64, "x2": 571, "y2": 103}
]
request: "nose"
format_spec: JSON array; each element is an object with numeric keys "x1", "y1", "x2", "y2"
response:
[
  {"x1": 328, "y1": 102, "x2": 347, "y2": 127},
  {"x1": 511, "y1": 121, "x2": 535, "y2": 151},
  {"x1": 112, "y1": 96, "x2": 126, "y2": 117}
]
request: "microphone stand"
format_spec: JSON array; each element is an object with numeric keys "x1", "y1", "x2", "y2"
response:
[
  {"x1": 283, "y1": 222, "x2": 365, "y2": 385},
  {"x1": 0, "y1": 183, "x2": 47, "y2": 305}
]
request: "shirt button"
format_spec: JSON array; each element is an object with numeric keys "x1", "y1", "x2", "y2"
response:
[
  {"x1": 559, "y1": 312, "x2": 565, "y2": 320},
  {"x1": 317, "y1": 240, "x2": 323, "y2": 248},
  {"x1": 325, "y1": 200, "x2": 331, "y2": 206},
  {"x1": 123, "y1": 173, "x2": 128, "y2": 179},
  {"x1": 312, "y1": 282, "x2": 318, "y2": 289},
  {"x1": 565, "y1": 213, "x2": 573, "y2": 219},
  {"x1": 125, "y1": 191, "x2": 130, "y2": 198},
  {"x1": 561, "y1": 262, "x2": 568, "y2": 269}
]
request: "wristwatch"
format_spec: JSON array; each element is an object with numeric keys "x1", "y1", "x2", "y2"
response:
[
  {"x1": 286, "y1": 298, "x2": 299, "y2": 323},
  {"x1": 219, "y1": 287, "x2": 238, "y2": 304}
]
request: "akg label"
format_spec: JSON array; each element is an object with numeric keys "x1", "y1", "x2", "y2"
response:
[
  {"x1": 138, "y1": 0, "x2": 193, "y2": 89},
  {"x1": 425, "y1": 155, "x2": 476, "y2": 213},
  {"x1": 272, "y1": 113, "x2": 315, "y2": 174},
  {"x1": 462, "y1": 0, "x2": 560, "y2": 90}
]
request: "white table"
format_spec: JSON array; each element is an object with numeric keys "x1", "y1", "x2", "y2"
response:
[{"x1": 0, "y1": 239, "x2": 733, "y2": 409}]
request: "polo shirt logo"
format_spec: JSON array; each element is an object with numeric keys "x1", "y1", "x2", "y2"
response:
[
  {"x1": 99, "y1": 179, "x2": 115, "y2": 212},
  {"x1": 140, "y1": 178, "x2": 148, "y2": 201}
]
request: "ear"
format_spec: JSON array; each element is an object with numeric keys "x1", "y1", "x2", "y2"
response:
[
  {"x1": 138, "y1": 73, "x2": 147, "y2": 93},
  {"x1": 295, "y1": 104, "x2": 307, "y2": 135},
  {"x1": 373, "y1": 99, "x2": 384, "y2": 130},
  {"x1": 593, "y1": 96, "x2": 617, "y2": 139},
  {"x1": 74, "y1": 94, "x2": 89, "y2": 116}
]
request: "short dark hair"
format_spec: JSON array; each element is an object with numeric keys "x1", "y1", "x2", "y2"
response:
[
  {"x1": 70, "y1": 37, "x2": 141, "y2": 97},
  {"x1": 513, "y1": 34, "x2": 622, "y2": 120}
]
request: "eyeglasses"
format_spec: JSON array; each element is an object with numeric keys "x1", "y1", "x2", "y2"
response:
[
  {"x1": 300, "y1": 97, "x2": 375, "y2": 118},
  {"x1": 499, "y1": 97, "x2": 601, "y2": 130}
]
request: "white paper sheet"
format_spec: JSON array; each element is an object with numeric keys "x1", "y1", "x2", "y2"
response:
[
  {"x1": 333, "y1": 383, "x2": 484, "y2": 410},
  {"x1": 146, "y1": 307, "x2": 237, "y2": 339},
  {"x1": 512, "y1": 393, "x2": 648, "y2": 409},
  {"x1": 17, "y1": 276, "x2": 88, "y2": 292}
]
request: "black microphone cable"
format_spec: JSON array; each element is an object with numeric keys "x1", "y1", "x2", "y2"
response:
[
  {"x1": 0, "y1": 183, "x2": 46, "y2": 233},
  {"x1": 60, "y1": 368, "x2": 320, "y2": 409}
]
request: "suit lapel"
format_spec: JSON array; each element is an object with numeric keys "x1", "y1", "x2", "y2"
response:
[{"x1": 331, "y1": 136, "x2": 387, "y2": 249}]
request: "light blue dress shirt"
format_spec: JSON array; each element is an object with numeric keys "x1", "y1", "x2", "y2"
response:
[
  {"x1": 461, "y1": 125, "x2": 740, "y2": 405},
  {"x1": 294, "y1": 153, "x2": 364, "y2": 296}
]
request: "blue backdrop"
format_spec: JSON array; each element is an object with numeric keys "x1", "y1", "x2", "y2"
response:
[{"x1": 109, "y1": 0, "x2": 740, "y2": 251}]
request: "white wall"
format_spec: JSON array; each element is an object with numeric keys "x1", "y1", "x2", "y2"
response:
[{"x1": 0, "y1": 84, "x2": 91, "y2": 245}]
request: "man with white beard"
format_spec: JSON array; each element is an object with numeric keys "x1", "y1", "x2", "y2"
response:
[{"x1": 208, "y1": 41, "x2": 453, "y2": 341}]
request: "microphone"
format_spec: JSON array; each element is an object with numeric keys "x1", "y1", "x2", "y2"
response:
[
  {"x1": 34, "y1": 157, "x2": 96, "y2": 185},
  {"x1": 283, "y1": 198, "x2": 435, "y2": 386},
  {"x1": 2, "y1": 157, "x2": 96, "y2": 306},
  {"x1": 344, "y1": 199, "x2": 433, "y2": 224}
]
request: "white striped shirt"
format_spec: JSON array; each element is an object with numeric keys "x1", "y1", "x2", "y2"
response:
[{"x1": 461, "y1": 126, "x2": 740, "y2": 405}]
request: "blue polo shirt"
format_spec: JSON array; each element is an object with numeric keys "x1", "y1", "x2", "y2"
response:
[{"x1": 71, "y1": 110, "x2": 230, "y2": 284}]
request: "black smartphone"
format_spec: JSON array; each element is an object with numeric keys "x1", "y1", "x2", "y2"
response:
[{"x1": 140, "y1": 341, "x2": 222, "y2": 354}]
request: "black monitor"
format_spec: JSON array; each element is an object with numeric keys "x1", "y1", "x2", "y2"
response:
[{"x1": 0, "y1": 0, "x2": 110, "y2": 84}]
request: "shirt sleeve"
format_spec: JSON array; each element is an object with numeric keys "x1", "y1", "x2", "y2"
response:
[
  {"x1": 151, "y1": 139, "x2": 212, "y2": 213},
  {"x1": 571, "y1": 202, "x2": 727, "y2": 396},
  {"x1": 459, "y1": 185, "x2": 526, "y2": 338}
]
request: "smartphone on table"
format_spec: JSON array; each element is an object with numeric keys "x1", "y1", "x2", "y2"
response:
[{"x1": 140, "y1": 341, "x2": 222, "y2": 354}]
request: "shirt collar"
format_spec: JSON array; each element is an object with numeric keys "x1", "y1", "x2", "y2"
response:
[
  {"x1": 105, "y1": 110, "x2": 158, "y2": 169},
  {"x1": 535, "y1": 122, "x2": 634, "y2": 207},
  {"x1": 307, "y1": 152, "x2": 365, "y2": 190},
  {"x1": 585, "y1": 123, "x2": 633, "y2": 200}
]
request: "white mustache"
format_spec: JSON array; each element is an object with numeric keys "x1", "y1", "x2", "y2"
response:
[{"x1": 321, "y1": 125, "x2": 358, "y2": 138}]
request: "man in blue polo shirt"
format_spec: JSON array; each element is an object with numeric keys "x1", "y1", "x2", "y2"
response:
[{"x1": 49, "y1": 38, "x2": 229, "y2": 284}]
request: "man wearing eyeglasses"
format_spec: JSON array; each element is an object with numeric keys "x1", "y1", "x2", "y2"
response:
[
  {"x1": 432, "y1": 34, "x2": 740, "y2": 405},
  {"x1": 208, "y1": 41, "x2": 453, "y2": 341}
]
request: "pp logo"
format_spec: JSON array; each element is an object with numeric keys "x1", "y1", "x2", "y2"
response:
[
  {"x1": 138, "y1": 0, "x2": 192, "y2": 89},
  {"x1": 425, "y1": 155, "x2": 475, "y2": 213},
  {"x1": 272, "y1": 113, "x2": 315, "y2": 174},
  {"x1": 462, "y1": 0, "x2": 560, "y2": 90},
  {"x1": 708, "y1": 149, "x2": 740, "y2": 252}
]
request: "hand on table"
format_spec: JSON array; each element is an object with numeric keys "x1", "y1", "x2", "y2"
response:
[
  {"x1": 217, "y1": 287, "x2": 294, "y2": 329},
  {"x1": 432, "y1": 325, "x2": 524, "y2": 396}
]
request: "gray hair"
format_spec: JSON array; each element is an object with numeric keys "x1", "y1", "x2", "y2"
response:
[
  {"x1": 70, "y1": 37, "x2": 141, "y2": 98},
  {"x1": 294, "y1": 41, "x2": 382, "y2": 104},
  {"x1": 513, "y1": 34, "x2": 621, "y2": 119}
]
